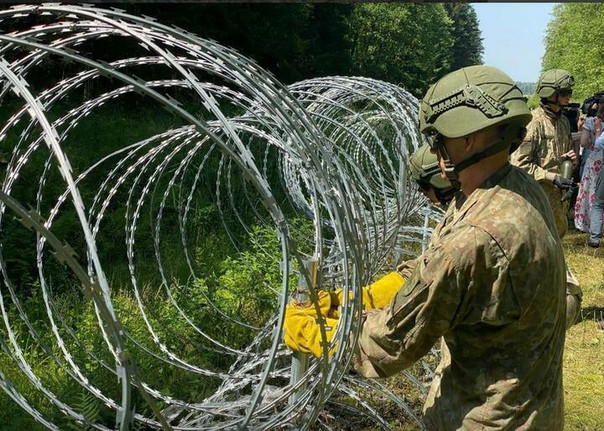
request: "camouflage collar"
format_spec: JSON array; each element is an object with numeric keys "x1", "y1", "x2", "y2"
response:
[
  {"x1": 478, "y1": 163, "x2": 513, "y2": 190},
  {"x1": 540, "y1": 101, "x2": 562, "y2": 119}
]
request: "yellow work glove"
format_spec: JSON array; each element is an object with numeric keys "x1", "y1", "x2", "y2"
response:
[
  {"x1": 283, "y1": 290, "x2": 339, "y2": 358},
  {"x1": 331, "y1": 271, "x2": 405, "y2": 313}
]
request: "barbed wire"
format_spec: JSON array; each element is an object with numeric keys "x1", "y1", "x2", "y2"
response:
[{"x1": 0, "y1": 4, "x2": 443, "y2": 430}]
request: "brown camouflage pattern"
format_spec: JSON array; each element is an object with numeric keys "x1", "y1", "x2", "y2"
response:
[
  {"x1": 510, "y1": 105, "x2": 572, "y2": 238},
  {"x1": 354, "y1": 165, "x2": 566, "y2": 430}
]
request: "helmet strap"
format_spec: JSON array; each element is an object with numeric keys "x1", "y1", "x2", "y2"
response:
[
  {"x1": 435, "y1": 145, "x2": 461, "y2": 190},
  {"x1": 452, "y1": 138, "x2": 510, "y2": 173},
  {"x1": 436, "y1": 125, "x2": 516, "y2": 187}
]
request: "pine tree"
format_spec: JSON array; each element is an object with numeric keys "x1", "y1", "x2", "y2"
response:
[{"x1": 444, "y1": 4, "x2": 484, "y2": 71}]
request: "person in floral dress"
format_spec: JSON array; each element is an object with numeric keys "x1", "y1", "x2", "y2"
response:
[
  {"x1": 587, "y1": 117, "x2": 604, "y2": 247},
  {"x1": 574, "y1": 106, "x2": 604, "y2": 233}
]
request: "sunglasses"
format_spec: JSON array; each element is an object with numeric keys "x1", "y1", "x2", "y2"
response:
[
  {"x1": 558, "y1": 89, "x2": 573, "y2": 98},
  {"x1": 426, "y1": 132, "x2": 445, "y2": 149}
]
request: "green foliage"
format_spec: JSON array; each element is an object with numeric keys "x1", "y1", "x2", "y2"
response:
[
  {"x1": 444, "y1": 3, "x2": 483, "y2": 70},
  {"x1": 542, "y1": 3, "x2": 604, "y2": 102},
  {"x1": 304, "y1": 4, "x2": 354, "y2": 78},
  {"x1": 0, "y1": 209, "x2": 314, "y2": 427},
  {"x1": 350, "y1": 3, "x2": 454, "y2": 97},
  {"x1": 527, "y1": 93, "x2": 541, "y2": 110},
  {"x1": 120, "y1": 3, "x2": 482, "y2": 95},
  {"x1": 188, "y1": 220, "x2": 313, "y2": 333},
  {"x1": 64, "y1": 391, "x2": 102, "y2": 431},
  {"x1": 125, "y1": 3, "x2": 338, "y2": 84}
]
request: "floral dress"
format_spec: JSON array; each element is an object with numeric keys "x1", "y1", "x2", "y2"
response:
[{"x1": 575, "y1": 118, "x2": 604, "y2": 231}]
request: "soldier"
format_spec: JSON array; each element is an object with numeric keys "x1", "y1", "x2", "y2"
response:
[
  {"x1": 409, "y1": 142, "x2": 455, "y2": 206},
  {"x1": 510, "y1": 68, "x2": 582, "y2": 328},
  {"x1": 511, "y1": 69, "x2": 577, "y2": 236},
  {"x1": 285, "y1": 65, "x2": 567, "y2": 430}
]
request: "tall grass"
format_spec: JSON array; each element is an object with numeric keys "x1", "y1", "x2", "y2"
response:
[{"x1": 561, "y1": 230, "x2": 604, "y2": 431}]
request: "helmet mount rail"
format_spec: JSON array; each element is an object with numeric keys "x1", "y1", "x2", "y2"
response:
[{"x1": 422, "y1": 84, "x2": 509, "y2": 126}]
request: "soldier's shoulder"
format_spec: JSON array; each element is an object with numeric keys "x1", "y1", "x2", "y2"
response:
[
  {"x1": 528, "y1": 106, "x2": 546, "y2": 122},
  {"x1": 428, "y1": 223, "x2": 486, "y2": 267},
  {"x1": 525, "y1": 107, "x2": 547, "y2": 135}
]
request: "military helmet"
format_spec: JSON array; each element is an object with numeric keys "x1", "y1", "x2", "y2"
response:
[
  {"x1": 536, "y1": 69, "x2": 574, "y2": 98},
  {"x1": 419, "y1": 65, "x2": 532, "y2": 139},
  {"x1": 409, "y1": 143, "x2": 451, "y2": 190}
]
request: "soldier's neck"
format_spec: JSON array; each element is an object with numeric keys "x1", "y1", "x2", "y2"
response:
[{"x1": 458, "y1": 155, "x2": 509, "y2": 196}]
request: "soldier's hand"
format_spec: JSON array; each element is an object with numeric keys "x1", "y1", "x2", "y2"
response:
[
  {"x1": 562, "y1": 150, "x2": 578, "y2": 166},
  {"x1": 553, "y1": 175, "x2": 575, "y2": 191},
  {"x1": 330, "y1": 271, "x2": 405, "y2": 318},
  {"x1": 284, "y1": 291, "x2": 339, "y2": 358}
]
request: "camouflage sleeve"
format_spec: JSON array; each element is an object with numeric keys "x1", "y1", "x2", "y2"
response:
[
  {"x1": 353, "y1": 226, "x2": 519, "y2": 378},
  {"x1": 353, "y1": 234, "x2": 466, "y2": 378},
  {"x1": 396, "y1": 256, "x2": 418, "y2": 280},
  {"x1": 510, "y1": 123, "x2": 555, "y2": 182}
]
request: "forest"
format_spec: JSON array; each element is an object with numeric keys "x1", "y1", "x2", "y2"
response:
[
  {"x1": 0, "y1": 3, "x2": 602, "y2": 431},
  {"x1": 120, "y1": 3, "x2": 483, "y2": 96},
  {"x1": 542, "y1": 3, "x2": 604, "y2": 102}
]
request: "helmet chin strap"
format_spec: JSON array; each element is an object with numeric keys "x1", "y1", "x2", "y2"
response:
[
  {"x1": 435, "y1": 126, "x2": 518, "y2": 191},
  {"x1": 551, "y1": 100, "x2": 568, "y2": 108},
  {"x1": 435, "y1": 145, "x2": 461, "y2": 191},
  {"x1": 543, "y1": 96, "x2": 568, "y2": 109}
]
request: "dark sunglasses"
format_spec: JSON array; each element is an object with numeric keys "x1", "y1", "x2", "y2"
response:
[
  {"x1": 426, "y1": 132, "x2": 445, "y2": 149},
  {"x1": 558, "y1": 89, "x2": 573, "y2": 97}
]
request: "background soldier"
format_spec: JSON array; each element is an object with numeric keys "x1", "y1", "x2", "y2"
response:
[{"x1": 510, "y1": 68, "x2": 582, "y2": 328}]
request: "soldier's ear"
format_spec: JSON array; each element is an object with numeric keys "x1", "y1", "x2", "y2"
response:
[{"x1": 464, "y1": 134, "x2": 475, "y2": 153}]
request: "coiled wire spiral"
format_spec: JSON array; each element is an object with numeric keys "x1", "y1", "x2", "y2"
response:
[{"x1": 0, "y1": 4, "x2": 443, "y2": 430}]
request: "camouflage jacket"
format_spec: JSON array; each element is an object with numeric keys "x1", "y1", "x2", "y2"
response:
[
  {"x1": 354, "y1": 164, "x2": 566, "y2": 430},
  {"x1": 510, "y1": 105, "x2": 573, "y2": 237},
  {"x1": 510, "y1": 105, "x2": 572, "y2": 184}
]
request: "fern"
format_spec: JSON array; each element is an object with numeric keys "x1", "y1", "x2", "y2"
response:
[{"x1": 64, "y1": 390, "x2": 101, "y2": 431}]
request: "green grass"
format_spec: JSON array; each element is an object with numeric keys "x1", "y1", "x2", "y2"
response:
[{"x1": 561, "y1": 229, "x2": 604, "y2": 431}]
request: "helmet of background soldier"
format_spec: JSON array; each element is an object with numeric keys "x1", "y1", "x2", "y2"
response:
[
  {"x1": 409, "y1": 143, "x2": 451, "y2": 190},
  {"x1": 536, "y1": 69, "x2": 574, "y2": 99},
  {"x1": 419, "y1": 65, "x2": 532, "y2": 141}
]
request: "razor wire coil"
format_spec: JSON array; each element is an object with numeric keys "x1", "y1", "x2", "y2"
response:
[{"x1": 0, "y1": 4, "x2": 443, "y2": 430}]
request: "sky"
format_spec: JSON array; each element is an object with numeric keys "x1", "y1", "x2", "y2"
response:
[{"x1": 472, "y1": 3, "x2": 555, "y2": 83}]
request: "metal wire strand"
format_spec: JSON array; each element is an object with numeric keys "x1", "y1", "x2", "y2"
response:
[{"x1": 0, "y1": 4, "x2": 443, "y2": 430}]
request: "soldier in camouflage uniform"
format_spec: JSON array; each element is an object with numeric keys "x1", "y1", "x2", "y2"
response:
[
  {"x1": 355, "y1": 66, "x2": 565, "y2": 430},
  {"x1": 354, "y1": 66, "x2": 566, "y2": 430},
  {"x1": 285, "y1": 66, "x2": 567, "y2": 429},
  {"x1": 510, "y1": 69, "x2": 582, "y2": 329},
  {"x1": 510, "y1": 69, "x2": 577, "y2": 236}
]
